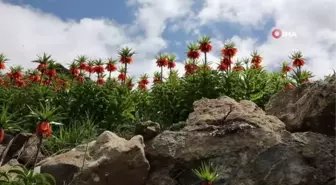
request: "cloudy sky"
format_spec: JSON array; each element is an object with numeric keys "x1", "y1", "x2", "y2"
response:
[{"x1": 0, "y1": 0, "x2": 335, "y2": 80}]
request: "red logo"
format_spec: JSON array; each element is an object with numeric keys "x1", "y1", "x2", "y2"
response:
[{"x1": 272, "y1": 29, "x2": 282, "y2": 39}]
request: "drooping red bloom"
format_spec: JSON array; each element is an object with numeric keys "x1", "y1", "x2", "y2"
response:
[
  {"x1": 42, "y1": 79, "x2": 52, "y2": 86},
  {"x1": 221, "y1": 57, "x2": 233, "y2": 66},
  {"x1": 45, "y1": 69, "x2": 57, "y2": 78},
  {"x1": 79, "y1": 62, "x2": 87, "y2": 70},
  {"x1": 0, "y1": 128, "x2": 4, "y2": 144},
  {"x1": 138, "y1": 82, "x2": 147, "y2": 90},
  {"x1": 36, "y1": 121, "x2": 52, "y2": 138},
  {"x1": 94, "y1": 65, "x2": 105, "y2": 74},
  {"x1": 106, "y1": 63, "x2": 117, "y2": 72},
  {"x1": 28, "y1": 75, "x2": 41, "y2": 83},
  {"x1": 187, "y1": 43, "x2": 200, "y2": 60},
  {"x1": 156, "y1": 55, "x2": 169, "y2": 67},
  {"x1": 37, "y1": 63, "x2": 47, "y2": 71},
  {"x1": 97, "y1": 77, "x2": 105, "y2": 85},
  {"x1": 187, "y1": 50, "x2": 200, "y2": 59},
  {"x1": 221, "y1": 48, "x2": 237, "y2": 58},
  {"x1": 85, "y1": 65, "x2": 95, "y2": 73},
  {"x1": 120, "y1": 56, "x2": 133, "y2": 64},
  {"x1": 15, "y1": 79, "x2": 26, "y2": 87},
  {"x1": 184, "y1": 63, "x2": 198, "y2": 74},
  {"x1": 0, "y1": 62, "x2": 5, "y2": 70},
  {"x1": 118, "y1": 72, "x2": 126, "y2": 81},
  {"x1": 293, "y1": 59, "x2": 305, "y2": 68},
  {"x1": 8, "y1": 71, "x2": 23, "y2": 80},
  {"x1": 168, "y1": 61, "x2": 176, "y2": 69},
  {"x1": 217, "y1": 63, "x2": 229, "y2": 71},
  {"x1": 199, "y1": 36, "x2": 213, "y2": 53},
  {"x1": 251, "y1": 56, "x2": 263, "y2": 65},
  {"x1": 75, "y1": 76, "x2": 85, "y2": 83},
  {"x1": 282, "y1": 65, "x2": 291, "y2": 73},
  {"x1": 140, "y1": 78, "x2": 149, "y2": 85},
  {"x1": 290, "y1": 51, "x2": 306, "y2": 68},
  {"x1": 199, "y1": 43, "x2": 212, "y2": 53},
  {"x1": 285, "y1": 83, "x2": 295, "y2": 89},
  {"x1": 70, "y1": 68, "x2": 80, "y2": 76},
  {"x1": 251, "y1": 64, "x2": 263, "y2": 70},
  {"x1": 233, "y1": 65, "x2": 244, "y2": 72}
]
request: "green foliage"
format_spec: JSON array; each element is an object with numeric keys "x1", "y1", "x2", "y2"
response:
[
  {"x1": 43, "y1": 115, "x2": 98, "y2": 154},
  {"x1": 192, "y1": 162, "x2": 220, "y2": 184},
  {"x1": 0, "y1": 165, "x2": 56, "y2": 185}
]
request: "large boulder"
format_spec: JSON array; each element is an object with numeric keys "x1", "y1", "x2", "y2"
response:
[
  {"x1": 145, "y1": 97, "x2": 335, "y2": 185},
  {"x1": 265, "y1": 76, "x2": 336, "y2": 136},
  {"x1": 38, "y1": 131, "x2": 150, "y2": 185}
]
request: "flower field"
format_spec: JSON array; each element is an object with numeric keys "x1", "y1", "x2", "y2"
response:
[{"x1": 0, "y1": 36, "x2": 314, "y2": 154}]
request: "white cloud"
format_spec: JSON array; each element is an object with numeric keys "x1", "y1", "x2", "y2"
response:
[{"x1": 195, "y1": 0, "x2": 336, "y2": 79}]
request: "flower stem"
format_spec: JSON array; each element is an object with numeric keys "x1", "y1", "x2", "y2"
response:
[{"x1": 32, "y1": 135, "x2": 43, "y2": 169}]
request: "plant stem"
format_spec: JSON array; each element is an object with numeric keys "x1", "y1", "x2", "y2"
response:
[{"x1": 124, "y1": 63, "x2": 128, "y2": 84}]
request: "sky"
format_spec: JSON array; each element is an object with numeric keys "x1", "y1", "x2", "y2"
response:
[{"x1": 0, "y1": 0, "x2": 335, "y2": 81}]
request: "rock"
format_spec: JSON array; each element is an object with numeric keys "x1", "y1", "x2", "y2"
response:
[
  {"x1": 38, "y1": 131, "x2": 150, "y2": 185},
  {"x1": 228, "y1": 132, "x2": 335, "y2": 185},
  {"x1": 265, "y1": 76, "x2": 336, "y2": 136},
  {"x1": 0, "y1": 159, "x2": 20, "y2": 173},
  {"x1": 145, "y1": 97, "x2": 286, "y2": 185},
  {"x1": 0, "y1": 133, "x2": 44, "y2": 167},
  {"x1": 135, "y1": 121, "x2": 161, "y2": 140},
  {"x1": 145, "y1": 97, "x2": 335, "y2": 185}
]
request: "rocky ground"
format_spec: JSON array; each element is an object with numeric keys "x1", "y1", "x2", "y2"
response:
[{"x1": 0, "y1": 76, "x2": 335, "y2": 185}]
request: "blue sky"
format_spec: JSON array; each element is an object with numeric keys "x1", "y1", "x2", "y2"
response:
[
  {"x1": 0, "y1": 0, "x2": 334, "y2": 79},
  {"x1": 4, "y1": 0, "x2": 273, "y2": 57}
]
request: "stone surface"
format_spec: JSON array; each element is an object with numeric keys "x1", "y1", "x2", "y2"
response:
[
  {"x1": 135, "y1": 121, "x2": 161, "y2": 141},
  {"x1": 38, "y1": 131, "x2": 150, "y2": 185},
  {"x1": 265, "y1": 76, "x2": 336, "y2": 136},
  {"x1": 145, "y1": 97, "x2": 335, "y2": 185}
]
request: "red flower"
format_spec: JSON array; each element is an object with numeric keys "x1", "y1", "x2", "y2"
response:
[
  {"x1": 106, "y1": 63, "x2": 117, "y2": 72},
  {"x1": 120, "y1": 56, "x2": 133, "y2": 64},
  {"x1": 199, "y1": 43, "x2": 212, "y2": 53},
  {"x1": 15, "y1": 80, "x2": 26, "y2": 87},
  {"x1": 138, "y1": 82, "x2": 147, "y2": 90},
  {"x1": 75, "y1": 76, "x2": 85, "y2": 83},
  {"x1": 94, "y1": 65, "x2": 105, "y2": 74},
  {"x1": 97, "y1": 77, "x2": 104, "y2": 85},
  {"x1": 0, "y1": 62, "x2": 5, "y2": 70},
  {"x1": 251, "y1": 64, "x2": 263, "y2": 70},
  {"x1": 118, "y1": 72, "x2": 126, "y2": 81},
  {"x1": 36, "y1": 121, "x2": 52, "y2": 138},
  {"x1": 156, "y1": 55, "x2": 169, "y2": 67},
  {"x1": 140, "y1": 78, "x2": 149, "y2": 85},
  {"x1": 127, "y1": 81, "x2": 134, "y2": 88},
  {"x1": 85, "y1": 65, "x2": 95, "y2": 73},
  {"x1": 28, "y1": 75, "x2": 41, "y2": 83},
  {"x1": 184, "y1": 63, "x2": 198, "y2": 74},
  {"x1": 187, "y1": 43, "x2": 200, "y2": 60},
  {"x1": 0, "y1": 128, "x2": 4, "y2": 144},
  {"x1": 251, "y1": 56, "x2": 263, "y2": 65},
  {"x1": 285, "y1": 83, "x2": 295, "y2": 89},
  {"x1": 282, "y1": 65, "x2": 291, "y2": 73},
  {"x1": 187, "y1": 50, "x2": 200, "y2": 59},
  {"x1": 221, "y1": 42, "x2": 237, "y2": 58},
  {"x1": 233, "y1": 65, "x2": 244, "y2": 72},
  {"x1": 70, "y1": 68, "x2": 80, "y2": 76},
  {"x1": 168, "y1": 61, "x2": 176, "y2": 69},
  {"x1": 293, "y1": 59, "x2": 305, "y2": 68},
  {"x1": 221, "y1": 58, "x2": 233, "y2": 66},
  {"x1": 79, "y1": 62, "x2": 87, "y2": 70},
  {"x1": 42, "y1": 79, "x2": 52, "y2": 86},
  {"x1": 290, "y1": 51, "x2": 305, "y2": 68},
  {"x1": 45, "y1": 69, "x2": 57, "y2": 78},
  {"x1": 198, "y1": 36, "x2": 212, "y2": 53},
  {"x1": 37, "y1": 63, "x2": 47, "y2": 71},
  {"x1": 217, "y1": 63, "x2": 229, "y2": 71}
]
